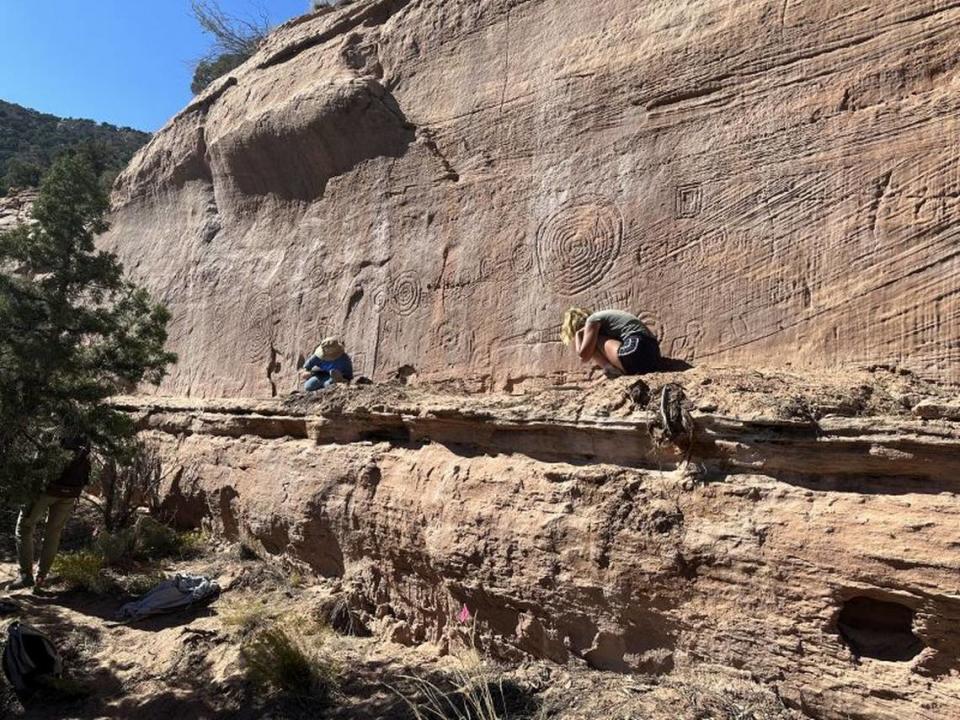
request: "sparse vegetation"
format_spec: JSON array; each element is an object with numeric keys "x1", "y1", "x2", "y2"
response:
[
  {"x1": 393, "y1": 649, "x2": 543, "y2": 720},
  {"x1": 94, "y1": 516, "x2": 206, "y2": 567},
  {"x1": 670, "y1": 672, "x2": 796, "y2": 720},
  {"x1": 220, "y1": 592, "x2": 284, "y2": 634},
  {"x1": 51, "y1": 551, "x2": 112, "y2": 594},
  {"x1": 241, "y1": 622, "x2": 338, "y2": 704},
  {"x1": 190, "y1": 0, "x2": 270, "y2": 94},
  {"x1": 95, "y1": 440, "x2": 165, "y2": 532},
  {"x1": 51, "y1": 520, "x2": 207, "y2": 596},
  {"x1": 116, "y1": 569, "x2": 168, "y2": 597}
]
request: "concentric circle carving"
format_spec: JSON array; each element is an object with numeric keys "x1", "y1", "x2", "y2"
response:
[
  {"x1": 535, "y1": 199, "x2": 623, "y2": 296},
  {"x1": 244, "y1": 291, "x2": 276, "y2": 361},
  {"x1": 372, "y1": 287, "x2": 389, "y2": 311},
  {"x1": 391, "y1": 271, "x2": 422, "y2": 316}
]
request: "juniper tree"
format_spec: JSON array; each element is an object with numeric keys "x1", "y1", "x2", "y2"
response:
[{"x1": 0, "y1": 154, "x2": 175, "y2": 505}]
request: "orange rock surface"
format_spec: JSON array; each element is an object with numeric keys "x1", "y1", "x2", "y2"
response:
[
  {"x1": 101, "y1": 0, "x2": 960, "y2": 397},
  {"x1": 120, "y1": 368, "x2": 960, "y2": 720}
]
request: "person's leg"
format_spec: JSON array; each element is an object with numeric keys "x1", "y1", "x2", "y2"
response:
[
  {"x1": 15, "y1": 496, "x2": 53, "y2": 582},
  {"x1": 598, "y1": 336, "x2": 626, "y2": 372},
  {"x1": 37, "y1": 498, "x2": 75, "y2": 581},
  {"x1": 304, "y1": 376, "x2": 322, "y2": 391}
]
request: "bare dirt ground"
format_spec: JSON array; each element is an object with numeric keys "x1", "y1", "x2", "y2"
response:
[{"x1": 0, "y1": 546, "x2": 801, "y2": 720}]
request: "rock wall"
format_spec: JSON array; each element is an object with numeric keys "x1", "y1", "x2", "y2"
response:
[
  {"x1": 100, "y1": 0, "x2": 960, "y2": 398},
  {"x1": 0, "y1": 189, "x2": 38, "y2": 234},
  {"x1": 121, "y1": 369, "x2": 960, "y2": 720}
]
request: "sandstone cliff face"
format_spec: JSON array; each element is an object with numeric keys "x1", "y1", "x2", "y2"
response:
[
  {"x1": 101, "y1": 0, "x2": 960, "y2": 397},
  {"x1": 121, "y1": 368, "x2": 960, "y2": 720}
]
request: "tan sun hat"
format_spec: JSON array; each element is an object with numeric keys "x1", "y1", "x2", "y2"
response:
[{"x1": 314, "y1": 337, "x2": 344, "y2": 361}]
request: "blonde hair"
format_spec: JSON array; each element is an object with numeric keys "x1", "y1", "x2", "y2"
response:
[{"x1": 560, "y1": 307, "x2": 592, "y2": 346}]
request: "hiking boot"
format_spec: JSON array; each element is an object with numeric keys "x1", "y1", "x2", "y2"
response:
[{"x1": 8, "y1": 575, "x2": 34, "y2": 591}]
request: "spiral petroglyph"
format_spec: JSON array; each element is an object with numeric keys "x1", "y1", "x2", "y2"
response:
[
  {"x1": 372, "y1": 272, "x2": 423, "y2": 316},
  {"x1": 372, "y1": 287, "x2": 389, "y2": 312},
  {"x1": 244, "y1": 291, "x2": 277, "y2": 361},
  {"x1": 535, "y1": 199, "x2": 623, "y2": 296},
  {"x1": 511, "y1": 244, "x2": 535, "y2": 273},
  {"x1": 392, "y1": 272, "x2": 422, "y2": 316}
]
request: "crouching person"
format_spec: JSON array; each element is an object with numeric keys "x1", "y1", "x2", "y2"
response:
[
  {"x1": 301, "y1": 337, "x2": 353, "y2": 391},
  {"x1": 11, "y1": 436, "x2": 91, "y2": 590}
]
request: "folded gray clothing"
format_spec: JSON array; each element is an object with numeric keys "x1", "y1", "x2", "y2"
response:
[{"x1": 117, "y1": 574, "x2": 220, "y2": 621}]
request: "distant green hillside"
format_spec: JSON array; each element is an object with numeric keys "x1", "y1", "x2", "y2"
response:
[{"x1": 0, "y1": 100, "x2": 150, "y2": 195}]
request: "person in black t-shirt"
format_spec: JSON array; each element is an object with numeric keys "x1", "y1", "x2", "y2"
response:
[
  {"x1": 560, "y1": 307, "x2": 661, "y2": 378},
  {"x1": 10, "y1": 437, "x2": 91, "y2": 590}
]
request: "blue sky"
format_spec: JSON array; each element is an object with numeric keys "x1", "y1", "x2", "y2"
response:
[{"x1": 0, "y1": 1, "x2": 311, "y2": 132}]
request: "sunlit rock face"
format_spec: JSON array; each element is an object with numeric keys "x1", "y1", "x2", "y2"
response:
[
  {"x1": 103, "y1": 0, "x2": 960, "y2": 398},
  {"x1": 120, "y1": 368, "x2": 960, "y2": 720}
]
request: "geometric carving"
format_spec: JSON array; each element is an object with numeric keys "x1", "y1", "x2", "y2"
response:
[
  {"x1": 669, "y1": 320, "x2": 705, "y2": 362},
  {"x1": 392, "y1": 271, "x2": 422, "y2": 316},
  {"x1": 374, "y1": 272, "x2": 424, "y2": 316},
  {"x1": 535, "y1": 198, "x2": 623, "y2": 296},
  {"x1": 675, "y1": 184, "x2": 703, "y2": 218},
  {"x1": 372, "y1": 287, "x2": 389, "y2": 311},
  {"x1": 244, "y1": 290, "x2": 276, "y2": 361},
  {"x1": 512, "y1": 243, "x2": 535, "y2": 273}
]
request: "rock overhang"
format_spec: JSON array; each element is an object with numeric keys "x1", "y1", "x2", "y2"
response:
[{"x1": 118, "y1": 368, "x2": 960, "y2": 720}]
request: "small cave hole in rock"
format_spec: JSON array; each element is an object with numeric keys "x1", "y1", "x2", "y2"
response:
[{"x1": 837, "y1": 596, "x2": 925, "y2": 661}]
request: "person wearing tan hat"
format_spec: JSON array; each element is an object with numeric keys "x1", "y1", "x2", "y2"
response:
[{"x1": 301, "y1": 337, "x2": 353, "y2": 391}]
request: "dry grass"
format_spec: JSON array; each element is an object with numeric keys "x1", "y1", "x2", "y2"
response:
[
  {"x1": 219, "y1": 592, "x2": 285, "y2": 634},
  {"x1": 669, "y1": 671, "x2": 796, "y2": 720},
  {"x1": 117, "y1": 570, "x2": 169, "y2": 597},
  {"x1": 392, "y1": 649, "x2": 543, "y2": 720},
  {"x1": 240, "y1": 619, "x2": 338, "y2": 705}
]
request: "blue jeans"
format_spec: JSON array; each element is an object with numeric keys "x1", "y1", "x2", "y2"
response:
[{"x1": 304, "y1": 372, "x2": 333, "y2": 391}]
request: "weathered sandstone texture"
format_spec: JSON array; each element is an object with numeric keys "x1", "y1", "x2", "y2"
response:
[
  {"x1": 101, "y1": 0, "x2": 960, "y2": 397},
  {"x1": 121, "y1": 368, "x2": 960, "y2": 720}
]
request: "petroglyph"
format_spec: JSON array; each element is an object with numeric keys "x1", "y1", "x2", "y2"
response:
[
  {"x1": 428, "y1": 259, "x2": 493, "y2": 291},
  {"x1": 669, "y1": 320, "x2": 705, "y2": 362},
  {"x1": 536, "y1": 198, "x2": 623, "y2": 297},
  {"x1": 511, "y1": 243, "x2": 535, "y2": 273},
  {"x1": 374, "y1": 272, "x2": 424, "y2": 316},
  {"x1": 372, "y1": 287, "x2": 389, "y2": 312},
  {"x1": 675, "y1": 184, "x2": 703, "y2": 219},
  {"x1": 434, "y1": 320, "x2": 476, "y2": 362},
  {"x1": 244, "y1": 291, "x2": 277, "y2": 362},
  {"x1": 720, "y1": 314, "x2": 750, "y2": 348},
  {"x1": 523, "y1": 324, "x2": 564, "y2": 346},
  {"x1": 392, "y1": 272, "x2": 423, "y2": 316},
  {"x1": 101, "y1": 0, "x2": 960, "y2": 393}
]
